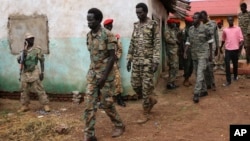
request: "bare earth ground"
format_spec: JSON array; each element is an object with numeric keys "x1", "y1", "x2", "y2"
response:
[{"x1": 0, "y1": 70, "x2": 250, "y2": 141}]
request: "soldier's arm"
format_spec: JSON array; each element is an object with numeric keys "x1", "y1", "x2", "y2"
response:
[
  {"x1": 164, "y1": 30, "x2": 176, "y2": 45},
  {"x1": 116, "y1": 40, "x2": 122, "y2": 59},
  {"x1": 153, "y1": 21, "x2": 160, "y2": 64},
  {"x1": 214, "y1": 26, "x2": 220, "y2": 49},
  {"x1": 37, "y1": 48, "x2": 45, "y2": 73},
  {"x1": 127, "y1": 28, "x2": 135, "y2": 62}
]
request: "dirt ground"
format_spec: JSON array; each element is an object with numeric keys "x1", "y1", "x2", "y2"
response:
[{"x1": 0, "y1": 70, "x2": 250, "y2": 141}]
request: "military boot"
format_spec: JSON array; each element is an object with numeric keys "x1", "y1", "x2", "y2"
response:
[
  {"x1": 116, "y1": 93, "x2": 126, "y2": 107},
  {"x1": 193, "y1": 94, "x2": 199, "y2": 103},
  {"x1": 183, "y1": 78, "x2": 189, "y2": 87},
  {"x1": 148, "y1": 96, "x2": 157, "y2": 113},
  {"x1": 44, "y1": 105, "x2": 51, "y2": 112},
  {"x1": 18, "y1": 105, "x2": 30, "y2": 113},
  {"x1": 136, "y1": 108, "x2": 150, "y2": 124},
  {"x1": 112, "y1": 125, "x2": 125, "y2": 138}
]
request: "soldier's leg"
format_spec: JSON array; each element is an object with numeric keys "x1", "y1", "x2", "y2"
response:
[
  {"x1": 114, "y1": 64, "x2": 126, "y2": 107},
  {"x1": 183, "y1": 50, "x2": 193, "y2": 86},
  {"x1": 131, "y1": 64, "x2": 142, "y2": 99},
  {"x1": 83, "y1": 83, "x2": 99, "y2": 138},
  {"x1": 167, "y1": 47, "x2": 179, "y2": 89},
  {"x1": 18, "y1": 81, "x2": 31, "y2": 112},
  {"x1": 32, "y1": 80, "x2": 49, "y2": 108},
  {"x1": 101, "y1": 81, "x2": 125, "y2": 137}
]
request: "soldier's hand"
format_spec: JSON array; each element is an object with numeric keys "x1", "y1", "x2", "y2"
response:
[
  {"x1": 39, "y1": 73, "x2": 44, "y2": 81},
  {"x1": 152, "y1": 63, "x2": 158, "y2": 73},
  {"x1": 127, "y1": 61, "x2": 131, "y2": 72}
]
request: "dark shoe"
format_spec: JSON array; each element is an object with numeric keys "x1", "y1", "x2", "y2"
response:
[
  {"x1": 83, "y1": 135, "x2": 97, "y2": 141},
  {"x1": 166, "y1": 83, "x2": 179, "y2": 90},
  {"x1": 193, "y1": 94, "x2": 199, "y2": 103},
  {"x1": 112, "y1": 126, "x2": 125, "y2": 137},
  {"x1": 207, "y1": 85, "x2": 211, "y2": 89},
  {"x1": 223, "y1": 82, "x2": 231, "y2": 87},
  {"x1": 211, "y1": 83, "x2": 216, "y2": 91},
  {"x1": 233, "y1": 76, "x2": 238, "y2": 81},
  {"x1": 199, "y1": 91, "x2": 208, "y2": 97},
  {"x1": 116, "y1": 94, "x2": 126, "y2": 107}
]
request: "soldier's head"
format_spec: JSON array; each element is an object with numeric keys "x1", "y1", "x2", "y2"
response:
[
  {"x1": 217, "y1": 20, "x2": 223, "y2": 29},
  {"x1": 193, "y1": 12, "x2": 201, "y2": 26},
  {"x1": 227, "y1": 16, "x2": 234, "y2": 27},
  {"x1": 87, "y1": 8, "x2": 103, "y2": 31},
  {"x1": 200, "y1": 10, "x2": 208, "y2": 23},
  {"x1": 136, "y1": 3, "x2": 148, "y2": 22},
  {"x1": 103, "y1": 19, "x2": 113, "y2": 31},
  {"x1": 24, "y1": 32, "x2": 34, "y2": 47},
  {"x1": 240, "y1": 3, "x2": 247, "y2": 13}
]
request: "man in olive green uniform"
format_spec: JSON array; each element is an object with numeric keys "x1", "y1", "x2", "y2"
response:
[
  {"x1": 183, "y1": 16, "x2": 194, "y2": 87},
  {"x1": 164, "y1": 19, "x2": 179, "y2": 89},
  {"x1": 17, "y1": 33, "x2": 50, "y2": 112},
  {"x1": 83, "y1": 8, "x2": 125, "y2": 141},
  {"x1": 103, "y1": 18, "x2": 126, "y2": 107},
  {"x1": 238, "y1": 2, "x2": 250, "y2": 64},
  {"x1": 127, "y1": 3, "x2": 159, "y2": 124},
  {"x1": 185, "y1": 12, "x2": 213, "y2": 103},
  {"x1": 201, "y1": 10, "x2": 219, "y2": 91}
]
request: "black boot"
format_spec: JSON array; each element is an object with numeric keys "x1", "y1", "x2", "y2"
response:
[
  {"x1": 116, "y1": 93, "x2": 126, "y2": 107},
  {"x1": 193, "y1": 94, "x2": 199, "y2": 103}
]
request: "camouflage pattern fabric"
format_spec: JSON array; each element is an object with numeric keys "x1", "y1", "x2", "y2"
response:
[
  {"x1": 204, "y1": 20, "x2": 218, "y2": 87},
  {"x1": 19, "y1": 47, "x2": 49, "y2": 105},
  {"x1": 114, "y1": 38, "x2": 123, "y2": 95},
  {"x1": 127, "y1": 17, "x2": 160, "y2": 109},
  {"x1": 84, "y1": 27, "x2": 124, "y2": 137},
  {"x1": 187, "y1": 23, "x2": 212, "y2": 94},
  {"x1": 238, "y1": 11, "x2": 250, "y2": 63},
  {"x1": 164, "y1": 27, "x2": 179, "y2": 83},
  {"x1": 214, "y1": 27, "x2": 225, "y2": 66}
]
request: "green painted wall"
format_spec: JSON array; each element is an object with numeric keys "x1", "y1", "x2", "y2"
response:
[{"x1": 0, "y1": 37, "x2": 134, "y2": 95}]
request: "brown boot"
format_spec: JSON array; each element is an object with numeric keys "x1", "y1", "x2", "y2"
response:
[
  {"x1": 44, "y1": 105, "x2": 51, "y2": 112},
  {"x1": 183, "y1": 78, "x2": 190, "y2": 87},
  {"x1": 112, "y1": 126, "x2": 125, "y2": 138},
  {"x1": 18, "y1": 105, "x2": 30, "y2": 113},
  {"x1": 148, "y1": 96, "x2": 157, "y2": 113}
]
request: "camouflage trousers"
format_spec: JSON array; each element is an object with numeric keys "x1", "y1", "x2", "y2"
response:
[
  {"x1": 131, "y1": 63, "x2": 155, "y2": 109},
  {"x1": 114, "y1": 63, "x2": 123, "y2": 96},
  {"x1": 83, "y1": 81, "x2": 124, "y2": 137},
  {"x1": 183, "y1": 49, "x2": 193, "y2": 79},
  {"x1": 205, "y1": 47, "x2": 215, "y2": 86},
  {"x1": 167, "y1": 47, "x2": 179, "y2": 83},
  {"x1": 193, "y1": 59, "x2": 208, "y2": 94},
  {"x1": 20, "y1": 79, "x2": 49, "y2": 105},
  {"x1": 244, "y1": 35, "x2": 250, "y2": 63}
]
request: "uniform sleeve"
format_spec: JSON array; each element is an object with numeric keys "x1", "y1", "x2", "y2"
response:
[
  {"x1": 153, "y1": 21, "x2": 160, "y2": 64},
  {"x1": 36, "y1": 47, "x2": 45, "y2": 62},
  {"x1": 127, "y1": 26, "x2": 135, "y2": 61},
  {"x1": 214, "y1": 25, "x2": 220, "y2": 47},
  {"x1": 239, "y1": 27, "x2": 244, "y2": 41},
  {"x1": 107, "y1": 31, "x2": 117, "y2": 50},
  {"x1": 116, "y1": 40, "x2": 123, "y2": 59},
  {"x1": 205, "y1": 26, "x2": 214, "y2": 43},
  {"x1": 164, "y1": 30, "x2": 177, "y2": 45}
]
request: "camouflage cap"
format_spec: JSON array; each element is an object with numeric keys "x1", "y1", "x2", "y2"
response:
[{"x1": 25, "y1": 32, "x2": 34, "y2": 39}]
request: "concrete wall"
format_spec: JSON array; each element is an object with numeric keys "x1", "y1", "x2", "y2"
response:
[{"x1": 0, "y1": 0, "x2": 165, "y2": 95}]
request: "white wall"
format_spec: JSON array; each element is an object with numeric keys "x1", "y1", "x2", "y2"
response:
[{"x1": 0, "y1": 0, "x2": 148, "y2": 38}]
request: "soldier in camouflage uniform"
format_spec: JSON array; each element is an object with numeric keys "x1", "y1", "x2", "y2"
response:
[
  {"x1": 164, "y1": 19, "x2": 179, "y2": 89},
  {"x1": 238, "y1": 2, "x2": 250, "y2": 64},
  {"x1": 201, "y1": 10, "x2": 219, "y2": 91},
  {"x1": 17, "y1": 33, "x2": 50, "y2": 112},
  {"x1": 185, "y1": 12, "x2": 213, "y2": 103},
  {"x1": 83, "y1": 8, "x2": 125, "y2": 141},
  {"x1": 103, "y1": 18, "x2": 126, "y2": 107},
  {"x1": 127, "y1": 3, "x2": 159, "y2": 124},
  {"x1": 183, "y1": 16, "x2": 194, "y2": 87}
]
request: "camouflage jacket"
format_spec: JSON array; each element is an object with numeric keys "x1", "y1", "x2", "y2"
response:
[
  {"x1": 187, "y1": 23, "x2": 213, "y2": 60},
  {"x1": 205, "y1": 20, "x2": 219, "y2": 48},
  {"x1": 238, "y1": 11, "x2": 250, "y2": 36},
  {"x1": 127, "y1": 17, "x2": 160, "y2": 65},
  {"x1": 164, "y1": 27, "x2": 178, "y2": 48},
  {"x1": 86, "y1": 27, "x2": 117, "y2": 82}
]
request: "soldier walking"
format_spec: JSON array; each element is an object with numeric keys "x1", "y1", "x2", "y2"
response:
[
  {"x1": 127, "y1": 3, "x2": 159, "y2": 124},
  {"x1": 83, "y1": 8, "x2": 125, "y2": 141}
]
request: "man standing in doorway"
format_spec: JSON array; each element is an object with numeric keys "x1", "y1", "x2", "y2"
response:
[
  {"x1": 220, "y1": 16, "x2": 243, "y2": 86},
  {"x1": 84, "y1": 8, "x2": 125, "y2": 141},
  {"x1": 103, "y1": 18, "x2": 126, "y2": 107},
  {"x1": 127, "y1": 2, "x2": 159, "y2": 124}
]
